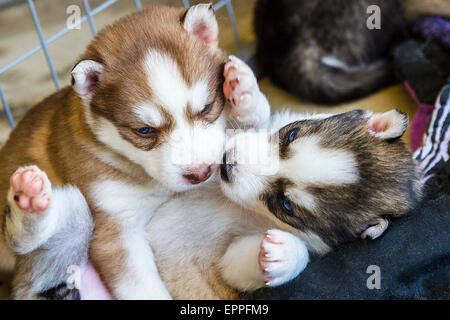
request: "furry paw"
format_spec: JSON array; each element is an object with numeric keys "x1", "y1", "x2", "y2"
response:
[
  {"x1": 10, "y1": 165, "x2": 52, "y2": 213},
  {"x1": 223, "y1": 55, "x2": 259, "y2": 120},
  {"x1": 259, "y1": 229, "x2": 309, "y2": 287},
  {"x1": 361, "y1": 219, "x2": 389, "y2": 240}
]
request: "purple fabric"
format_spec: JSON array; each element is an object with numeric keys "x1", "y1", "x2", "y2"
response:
[
  {"x1": 404, "y1": 81, "x2": 435, "y2": 152},
  {"x1": 413, "y1": 16, "x2": 450, "y2": 48}
]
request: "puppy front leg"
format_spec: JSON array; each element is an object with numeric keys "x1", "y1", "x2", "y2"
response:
[
  {"x1": 90, "y1": 220, "x2": 171, "y2": 300},
  {"x1": 219, "y1": 230, "x2": 309, "y2": 292},
  {"x1": 224, "y1": 56, "x2": 270, "y2": 129}
]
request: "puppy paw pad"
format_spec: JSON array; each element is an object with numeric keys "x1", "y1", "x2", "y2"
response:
[
  {"x1": 10, "y1": 166, "x2": 51, "y2": 213},
  {"x1": 223, "y1": 56, "x2": 258, "y2": 115},
  {"x1": 258, "y1": 229, "x2": 309, "y2": 287}
]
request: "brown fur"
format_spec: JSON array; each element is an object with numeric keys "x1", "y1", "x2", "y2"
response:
[
  {"x1": 403, "y1": 0, "x2": 450, "y2": 21},
  {"x1": 262, "y1": 110, "x2": 422, "y2": 248},
  {"x1": 0, "y1": 5, "x2": 226, "y2": 296}
]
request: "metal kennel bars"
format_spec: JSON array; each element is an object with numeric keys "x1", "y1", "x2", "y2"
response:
[{"x1": 0, "y1": 0, "x2": 242, "y2": 128}]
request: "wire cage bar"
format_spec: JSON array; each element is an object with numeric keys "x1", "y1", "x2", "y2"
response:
[
  {"x1": 27, "y1": 0, "x2": 62, "y2": 90},
  {"x1": 0, "y1": 0, "x2": 242, "y2": 128},
  {"x1": 135, "y1": 0, "x2": 143, "y2": 11},
  {"x1": 83, "y1": 0, "x2": 98, "y2": 35}
]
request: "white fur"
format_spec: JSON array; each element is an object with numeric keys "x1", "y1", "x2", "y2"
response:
[
  {"x1": 144, "y1": 50, "x2": 209, "y2": 113},
  {"x1": 220, "y1": 161, "x2": 267, "y2": 207},
  {"x1": 116, "y1": 229, "x2": 171, "y2": 299},
  {"x1": 71, "y1": 60, "x2": 103, "y2": 99},
  {"x1": 361, "y1": 218, "x2": 389, "y2": 240},
  {"x1": 134, "y1": 103, "x2": 164, "y2": 128},
  {"x1": 219, "y1": 229, "x2": 310, "y2": 291},
  {"x1": 367, "y1": 109, "x2": 408, "y2": 140},
  {"x1": 91, "y1": 179, "x2": 170, "y2": 227},
  {"x1": 225, "y1": 56, "x2": 270, "y2": 128},
  {"x1": 288, "y1": 189, "x2": 317, "y2": 212},
  {"x1": 261, "y1": 229, "x2": 309, "y2": 287},
  {"x1": 85, "y1": 143, "x2": 148, "y2": 179},
  {"x1": 94, "y1": 113, "x2": 225, "y2": 193},
  {"x1": 119, "y1": 49, "x2": 226, "y2": 191},
  {"x1": 183, "y1": 3, "x2": 219, "y2": 48},
  {"x1": 91, "y1": 179, "x2": 172, "y2": 299},
  {"x1": 286, "y1": 135, "x2": 359, "y2": 185},
  {"x1": 321, "y1": 56, "x2": 384, "y2": 73},
  {"x1": 219, "y1": 235, "x2": 265, "y2": 291},
  {"x1": 190, "y1": 81, "x2": 211, "y2": 113}
]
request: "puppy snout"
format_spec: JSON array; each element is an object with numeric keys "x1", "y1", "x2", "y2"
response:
[{"x1": 183, "y1": 163, "x2": 213, "y2": 184}]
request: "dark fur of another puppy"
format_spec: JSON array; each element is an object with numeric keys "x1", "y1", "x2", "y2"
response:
[{"x1": 254, "y1": 0, "x2": 406, "y2": 103}]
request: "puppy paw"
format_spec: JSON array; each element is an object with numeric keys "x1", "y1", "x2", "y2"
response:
[
  {"x1": 223, "y1": 55, "x2": 259, "y2": 121},
  {"x1": 10, "y1": 165, "x2": 51, "y2": 213},
  {"x1": 361, "y1": 219, "x2": 389, "y2": 240},
  {"x1": 259, "y1": 229, "x2": 309, "y2": 287}
]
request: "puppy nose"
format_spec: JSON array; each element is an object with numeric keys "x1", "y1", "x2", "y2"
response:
[{"x1": 183, "y1": 164, "x2": 213, "y2": 184}]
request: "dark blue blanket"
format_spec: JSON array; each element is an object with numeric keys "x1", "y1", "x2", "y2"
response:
[{"x1": 246, "y1": 195, "x2": 450, "y2": 300}]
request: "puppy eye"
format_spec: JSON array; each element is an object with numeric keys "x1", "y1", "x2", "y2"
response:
[
  {"x1": 135, "y1": 127, "x2": 153, "y2": 136},
  {"x1": 201, "y1": 103, "x2": 213, "y2": 115},
  {"x1": 283, "y1": 128, "x2": 299, "y2": 146},
  {"x1": 280, "y1": 195, "x2": 293, "y2": 215}
]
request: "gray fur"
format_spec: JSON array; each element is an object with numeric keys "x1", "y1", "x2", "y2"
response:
[
  {"x1": 254, "y1": 0, "x2": 406, "y2": 103},
  {"x1": 10, "y1": 186, "x2": 92, "y2": 300}
]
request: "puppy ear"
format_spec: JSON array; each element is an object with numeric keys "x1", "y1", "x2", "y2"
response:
[
  {"x1": 71, "y1": 60, "x2": 103, "y2": 101},
  {"x1": 182, "y1": 3, "x2": 219, "y2": 49},
  {"x1": 367, "y1": 109, "x2": 408, "y2": 141}
]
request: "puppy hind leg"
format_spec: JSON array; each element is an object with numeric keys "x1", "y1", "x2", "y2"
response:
[
  {"x1": 219, "y1": 230, "x2": 310, "y2": 292},
  {"x1": 12, "y1": 185, "x2": 94, "y2": 300},
  {"x1": 4, "y1": 166, "x2": 55, "y2": 255},
  {"x1": 219, "y1": 234, "x2": 266, "y2": 292}
]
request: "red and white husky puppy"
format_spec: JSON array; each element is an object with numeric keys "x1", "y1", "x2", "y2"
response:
[{"x1": 0, "y1": 4, "x2": 269, "y2": 299}]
